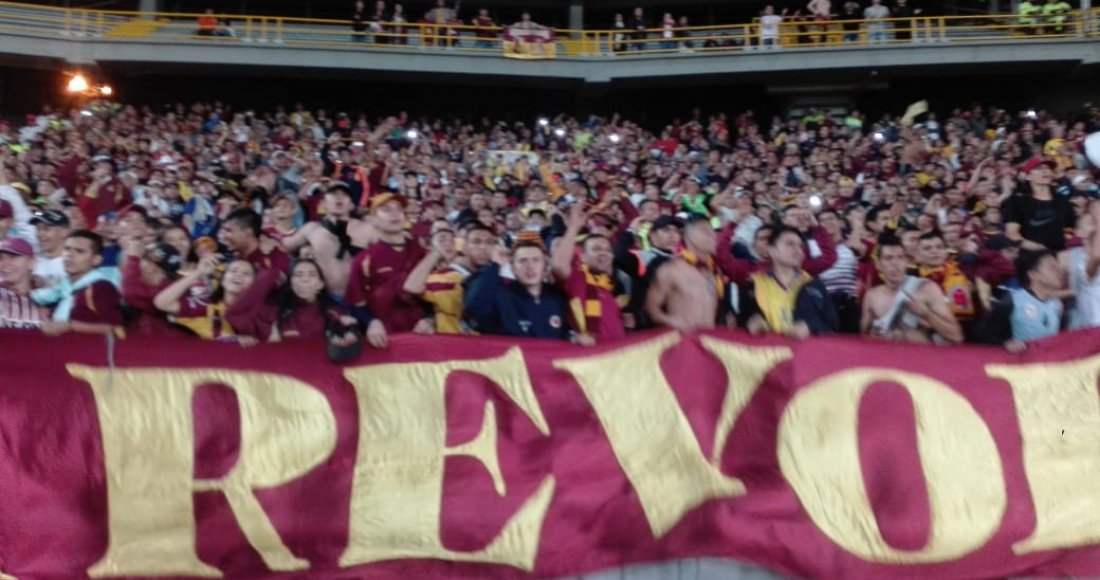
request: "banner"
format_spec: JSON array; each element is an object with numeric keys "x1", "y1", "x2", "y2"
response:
[
  {"x1": 503, "y1": 26, "x2": 556, "y2": 59},
  {"x1": 2, "y1": 329, "x2": 1100, "y2": 579}
]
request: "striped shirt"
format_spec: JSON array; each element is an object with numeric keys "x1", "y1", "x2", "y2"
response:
[
  {"x1": 0, "y1": 287, "x2": 44, "y2": 329},
  {"x1": 818, "y1": 245, "x2": 859, "y2": 297}
]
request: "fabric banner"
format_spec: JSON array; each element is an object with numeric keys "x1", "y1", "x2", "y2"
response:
[
  {"x1": 503, "y1": 27, "x2": 556, "y2": 59},
  {"x1": 2, "y1": 329, "x2": 1100, "y2": 579}
]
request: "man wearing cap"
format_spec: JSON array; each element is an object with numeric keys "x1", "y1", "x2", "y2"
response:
[
  {"x1": 0, "y1": 237, "x2": 44, "y2": 329},
  {"x1": 77, "y1": 155, "x2": 131, "y2": 226},
  {"x1": 221, "y1": 208, "x2": 290, "y2": 275},
  {"x1": 282, "y1": 183, "x2": 379, "y2": 295},
  {"x1": 34, "y1": 230, "x2": 124, "y2": 336},
  {"x1": 30, "y1": 209, "x2": 69, "y2": 291},
  {"x1": 1005, "y1": 157, "x2": 1074, "y2": 251},
  {"x1": 645, "y1": 216, "x2": 728, "y2": 331},
  {"x1": 120, "y1": 237, "x2": 182, "y2": 336},
  {"x1": 346, "y1": 192, "x2": 429, "y2": 341}
]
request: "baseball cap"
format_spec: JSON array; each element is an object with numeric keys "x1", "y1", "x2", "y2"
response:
[
  {"x1": 29, "y1": 209, "x2": 70, "y2": 228},
  {"x1": 1020, "y1": 157, "x2": 1056, "y2": 175},
  {"x1": 0, "y1": 199, "x2": 12, "y2": 219},
  {"x1": 651, "y1": 215, "x2": 683, "y2": 231},
  {"x1": 0, "y1": 237, "x2": 33, "y2": 257},
  {"x1": 146, "y1": 243, "x2": 182, "y2": 276},
  {"x1": 325, "y1": 182, "x2": 353, "y2": 197},
  {"x1": 370, "y1": 192, "x2": 408, "y2": 213}
]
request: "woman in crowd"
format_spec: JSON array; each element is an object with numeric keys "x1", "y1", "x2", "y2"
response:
[
  {"x1": 152, "y1": 255, "x2": 258, "y2": 344},
  {"x1": 226, "y1": 258, "x2": 358, "y2": 342}
]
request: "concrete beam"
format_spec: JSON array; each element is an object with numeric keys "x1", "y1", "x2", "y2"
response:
[{"x1": 0, "y1": 31, "x2": 1096, "y2": 85}]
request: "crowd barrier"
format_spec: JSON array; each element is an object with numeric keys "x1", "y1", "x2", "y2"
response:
[{"x1": 1, "y1": 329, "x2": 1100, "y2": 578}]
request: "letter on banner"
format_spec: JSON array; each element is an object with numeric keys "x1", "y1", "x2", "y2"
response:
[
  {"x1": 554, "y1": 333, "x2": 792, "y2": 537},
  {"x1": 68, "y1": 366, "x2": 337, "y2": 578},
  {"x1": 778, "y1": 369, "x2": 1006, "y2": 563},
  {"x1": 987, "y1": 354, "x2": 1100, "y2": 554},
  {"x1": 340, "y1": 347, "x2": 555, "y2": 571}
]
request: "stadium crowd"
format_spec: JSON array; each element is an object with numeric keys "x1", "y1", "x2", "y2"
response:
[{"x1": 1, "y1": 100, "x2": 1099, "y2": 354}]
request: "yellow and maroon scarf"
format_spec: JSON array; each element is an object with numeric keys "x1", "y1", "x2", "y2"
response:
[
  {"x1": 918, "y1": 260, "x2": 975, "y2": 320},
  {"x1": 681, "y1": 250, "x2": 726, "y2": 301}
]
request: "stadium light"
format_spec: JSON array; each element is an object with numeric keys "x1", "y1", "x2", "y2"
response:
[
  {"x1": 67, "y1": 74, "x2": 89, "y2": 93},
  {"x1": 65, "y1": 72, "x2": 114, "y2": 98}
]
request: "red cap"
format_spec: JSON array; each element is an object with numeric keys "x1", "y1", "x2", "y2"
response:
[
  {"x1": 1021, "y1": 157, "x2": 1056, "y2": 175},
  {"x1": 0, "y1": 237, "x2": 33, "y2": 257}
]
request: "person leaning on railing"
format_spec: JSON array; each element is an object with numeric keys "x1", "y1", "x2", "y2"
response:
[
  {"x1": 1019, "y1": 0, "x2": 1041, "y2": 35},
  {"x1": 196, "y1": 8, "x2": 217, "y2": 38},
  {"x1": 1042, "y1": 0, "x2": 1072, "y2": 36}
]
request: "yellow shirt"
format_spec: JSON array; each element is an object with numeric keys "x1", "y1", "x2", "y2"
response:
[
  {"x1": 422, "y1": 268, "x2": 465, "y2": 334},
  {"x1": 750, "y1": 271, "x2": 811, "y2": 334}
]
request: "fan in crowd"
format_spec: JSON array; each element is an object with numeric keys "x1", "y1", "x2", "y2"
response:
[{"x1": 2, "y1": 100, "x2": 1100, "y2": 354}]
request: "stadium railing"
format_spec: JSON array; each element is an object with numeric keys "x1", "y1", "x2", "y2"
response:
[{"x1": 0, "y1": 0, "x2": 1093, "y2": 58}]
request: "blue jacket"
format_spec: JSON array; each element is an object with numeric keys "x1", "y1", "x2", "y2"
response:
[{"x1": 463, "y1": 263, "x2": 570, "y2": 340}]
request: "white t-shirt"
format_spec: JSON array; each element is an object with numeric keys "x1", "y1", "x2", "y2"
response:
[
  {"x1": 760, "y1": 15, "x2": 782, "y2": 39},
  {"x1": 34, "y1": 255, "x2": 65, "y2": 291}
]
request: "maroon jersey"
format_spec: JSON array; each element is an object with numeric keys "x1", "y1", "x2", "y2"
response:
[
  {"x1": 241, "y1": 247, "x2": 291, "y2": 275},
  {"x1": 78, "y1": 178, "x2": 131, "y2": 225},
  {"x1": 346, "y1": 239, "x2": 426, "y2": 332},
  {"x1": 68, "y1": 280, "x2": 125, "y2": 327}
]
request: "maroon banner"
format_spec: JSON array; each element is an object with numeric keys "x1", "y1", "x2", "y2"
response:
[{"x1": 2, "y1": 329, "x2": 1100, "y2": 579}]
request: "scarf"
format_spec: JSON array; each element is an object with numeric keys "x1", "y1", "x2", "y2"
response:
[
  {"x1": 918, "y1": 261, "x2": 975, "y2": 320},
  {"x1": 750, "y1": 270, "x2": 812, "y2": 334},
  {"x1": 321, "y1": 218, "x2": 362, "y2": 259},
  {"x1": 32, "y1": 267, "x2": 121, "y2": 322},
  {"x1": 573, "y1": 264, "x2": 626, "y2": 335},
  {"x1": 680, "y1": 250, "x2": 726, "y2": 301}
]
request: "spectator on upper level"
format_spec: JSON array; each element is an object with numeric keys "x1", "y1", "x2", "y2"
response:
[
  {"x1": 841, "y1": 0, "x2": 862, "y2": 42},
  {"x1": 472, "y1": 8, "x2": 497, "y2": 49},
  {"x1": 351, "y1": 1, "x2": 370, "y2": 43},
  {"x1": 864, "y1": 0, "x2": 891, "y2": 43},
  {"x1": 196, "y1": 9, "x2": 217, "y2": 37},
  {"x1": 612, "y1": 14, "x2": 627, "y2": 53},
  {"x1": 628, "y1": 7, "x2": 647, "y2": 51},
  {"x1": 892, "y1": 0, "x2": 922, "y2": 41},
  {"x1": 758, "y1": 6, "x2": 786, "y2": 48}
]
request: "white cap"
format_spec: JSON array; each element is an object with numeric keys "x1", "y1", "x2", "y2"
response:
[{"x1": 1085, "y1": 131, "x2": 1100, "y2": 168}]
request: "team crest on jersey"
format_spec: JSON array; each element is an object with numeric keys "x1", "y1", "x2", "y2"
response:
[
  {"x1": 1023, "y1": 304, "x2": 1039, "y2": 319},
  {"x1": 549, "y1": 315, "x2": 562, "y2": 329}
]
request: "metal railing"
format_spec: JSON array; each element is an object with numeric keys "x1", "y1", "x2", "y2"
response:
[{"x1": 0, "y1": 0, "x2": 1094, "y2": 58}]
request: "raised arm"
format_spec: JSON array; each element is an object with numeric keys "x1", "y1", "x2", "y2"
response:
[
  {"x1": 154, "y1": 255, "x2": 217, "y2": 314},
  {"x1": 403, "y1": 247, "x2": 443, "y2": 295},
  {"x1": 1087, "y1": 202, "x2": 1100, "y2": 280},
  {"x1": 551, "y1": 202, "x2": 585, "y2": 283}
]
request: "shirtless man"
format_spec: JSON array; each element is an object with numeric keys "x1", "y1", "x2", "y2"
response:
[
  {"x1": 281, "y1": 182, "x2": 378, "y2": 296},
  {"x1": 645, "y1": 217, "x2": 722, "y2": 331},
  {"x1": 861, "y1": 235, "x2": 964, "y2": 344}
]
